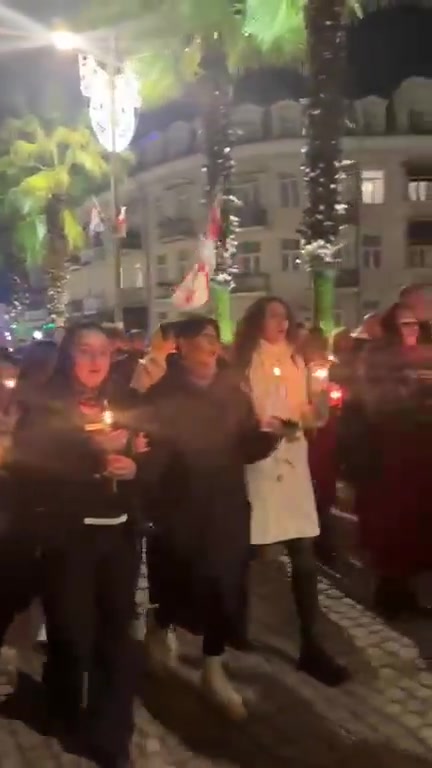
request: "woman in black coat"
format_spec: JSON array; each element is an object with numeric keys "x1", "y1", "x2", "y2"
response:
[
  {"x1": 142, "y1": 315, "x2": 278, "y2": 720},
  {"x1": 7, "y1": 322, "x2": 146, "y2": 768}
]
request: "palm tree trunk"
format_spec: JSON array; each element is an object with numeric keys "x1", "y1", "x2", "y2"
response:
[
  {"x1": 199, "y1": 38, "x2": 236, "y2": 344},
  {"x1": 301, "y1": 0, "x2": 345, "y2": 335},
  {"x1": 45, "y1": 195, "x2": 68, "y2": 325}
]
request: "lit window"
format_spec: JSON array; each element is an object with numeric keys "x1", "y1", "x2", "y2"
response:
[
  {"x1": 134, "y1": 264, "x2": 144, "y2": 288},
  {"x1": 281, "y1": 238, "x2": 301, "y2": 271},
  {"x1": 279, "y1": 175, "x2": 300, "y2": 208},
  {"x1": 408, "y1": 179, "x2": 432, "y2": 202},
  {"x1": 362, "y1": 235, "x2": 382, "y2": 269},
  {"x1": 361, "y1": 170, "x2": 385, "y2": 204}
]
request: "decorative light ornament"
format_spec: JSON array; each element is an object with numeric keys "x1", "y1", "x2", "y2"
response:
[{"x1": 78, "y1": 53, "x2": 140, "y2": 153}]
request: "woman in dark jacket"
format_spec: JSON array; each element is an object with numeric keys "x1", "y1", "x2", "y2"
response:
[
  {"x1": 142, "y1": 315, "x2": 278, "y2": 721},
  {"x1": 7, "y1": 322, "x2": 146, "y2": 768}
]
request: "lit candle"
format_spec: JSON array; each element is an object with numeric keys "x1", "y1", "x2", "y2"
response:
[
  {"x1": 3, "y1": 378, "x2": 16, "y2": 390},
  {"x1": 102, "y1": 407, "x2": 114, "y2": 428}
]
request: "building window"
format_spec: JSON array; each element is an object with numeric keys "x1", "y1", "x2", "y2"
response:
[
  {"x1": 235, "y1": 182, "x2": 261, "y2": 208},
  {"x1": 156, "y1": 254, "x2": 168, "y2": 282},
  {"x1": 406, "y1": 246, "x2": 428, "y2": 269},
  {"x1": 176, "y1": 190, "x2": 191, "y2": 218},
  {"x1": 279, "y1": 174, "x2": 300, "y2": 208},
  {"x1": 238, "y1": 241, "x2": 261, "y2": 273},
  {"x1": 362, "y1": 235, "x2": 382, "y2": 269},
  {"x1": 134, "y1": 264, "x2": 144, "y2": 288},
  {"x1": 281, "y1": 238, "x2": 301, "y2": 271},
  {"x1": 334, "y1": 310, "x2": 343, "y2": 328},
  {"x1": 361, "y1": 170, "x2": 385, "y2": 204},
  {"x1": 408, "y1": 179, "x2": 432, "y2": 202},
  {"x1": 178, "y1": 249, "x2": 189, "y2": 280}
]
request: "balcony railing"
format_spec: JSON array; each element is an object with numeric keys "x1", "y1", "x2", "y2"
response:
[
  {"x1": 232, "y1": 272, "x2": 270, "y2": 294},
  {"x1": 158, "y1": 216, "x2": 195, "y2": 241},
  {"x1": 238, "y1": 205, "x2": 268, "y2": 229},
  {"x1": 335, "y1": 268, "x2": 360, "y2": 289}
]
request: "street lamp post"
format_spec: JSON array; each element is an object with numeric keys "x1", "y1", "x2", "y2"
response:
[{"x1": 52, "y1": 28, "x2": 140, "y2": 327}]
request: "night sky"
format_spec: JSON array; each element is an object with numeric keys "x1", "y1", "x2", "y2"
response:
[{"x1": 1, "y1": 4, "x2": 432, "y2": 128}]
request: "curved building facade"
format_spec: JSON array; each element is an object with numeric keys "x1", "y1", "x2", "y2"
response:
[{"x1": 67, "y1": 76, "x2": 432, "y2": 330}]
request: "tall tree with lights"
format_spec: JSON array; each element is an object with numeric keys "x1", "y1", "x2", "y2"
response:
[
  {"x1": 0, "y1": 116, "x2": 109, "y2": 324},
  {"x1": 83, "y1": 0, "x2": 368, "y2": 333}
]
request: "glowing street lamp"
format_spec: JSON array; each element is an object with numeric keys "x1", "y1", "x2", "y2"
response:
[{"x1": 52, "y1": 26, "x2": 141, "y2": 326}]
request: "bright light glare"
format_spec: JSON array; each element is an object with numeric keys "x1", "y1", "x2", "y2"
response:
[
  {"x1": 312, "y1": 367, "x2": 328, "y2": 381},
  {"x1": 273, "y1": 366, "x2": 281, "y2": 377},
  {"x1": 103, "y1": 409, "x2": 114, "y2": 427},
  {"x1": 51, "y1": 29, "x2": 79, "y2": 51},
  {"x1": 33, "y1": 330, "x2": 43, "y2": 340}
]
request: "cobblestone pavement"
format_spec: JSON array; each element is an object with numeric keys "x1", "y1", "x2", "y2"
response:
[{"x1": 1, "y1": 556, "x2": 432, "y2": 767}]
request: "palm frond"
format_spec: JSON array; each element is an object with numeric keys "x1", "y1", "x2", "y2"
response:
[
  {"x1": 14, "y1": 215, "x2": 47, "y2": 267},
  {"x1": 62, "y1": 209, "x2": 86, "y2": 251}
]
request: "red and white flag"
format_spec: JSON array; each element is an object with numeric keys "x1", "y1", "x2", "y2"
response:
[
  {"x1": 172, "y1": 263, "x2": 210, "y2": 310},
  {"x1": 116, "y1": 206, "x2": 127, "y2": 238},
  {"x1": 88, "y1": 199, "x2": 104, "y2": 237},
  {"x1": 171, "y1": 199, "x2": 221, "y2": 310}
]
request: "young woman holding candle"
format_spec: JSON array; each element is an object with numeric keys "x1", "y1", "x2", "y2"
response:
[
  {"x1": 6, "y1": 322, "x2": 146, "y2": 768},
  {"x1": 233, "y1": 297, "x2": 349, "y2": 688},
  {"x1": 142, "y1": 315, "x2": 278, "y2": 720}
]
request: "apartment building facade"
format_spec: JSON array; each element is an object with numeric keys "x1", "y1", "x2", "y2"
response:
[{"x1": 66, "y1": 75, "x2": 432, "y2": 331}]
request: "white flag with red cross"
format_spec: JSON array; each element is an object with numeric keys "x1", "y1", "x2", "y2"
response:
[{"x1": 171, "y1": 198, "x2": 221, "y2": 310}]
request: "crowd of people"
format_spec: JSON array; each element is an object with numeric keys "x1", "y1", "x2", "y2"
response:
[{"x1": 0, "y1": 284, "x2": 430, "y2": 767}]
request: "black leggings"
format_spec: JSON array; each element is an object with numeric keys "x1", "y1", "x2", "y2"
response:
[
  {"x1": 155, "y1": 603, "x2": 225, "y2": 657},
  {"x1": 284, "y1": 538, "x2": 319, "y2": 648}
]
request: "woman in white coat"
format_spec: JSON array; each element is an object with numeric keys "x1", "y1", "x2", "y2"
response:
[{"x1": 233, "y1": 297, "x2": 349, "y2": 687}]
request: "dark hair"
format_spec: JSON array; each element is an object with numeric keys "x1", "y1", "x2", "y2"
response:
[
  {"x1": 18, "y1": 341, "x2": 57, "y2": 387},
  {"x1": 232, "y1": 296, "x2": 296, "y2": 372},
  {"x1": 176, "y1": 315, "x2": 220, "y2": 340},
  {"x1": 52, "y1": 322, "x2": 110, "y2": 386},
  {"x1": 380, "y1": 303, "x2": 406, "y2": 343}
]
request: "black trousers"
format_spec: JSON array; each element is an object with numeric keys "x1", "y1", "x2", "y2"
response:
[
  {"x1": 41, "y1": 523, "x2": 138, "y2": 759},
  {"x1": 0, "y1": 535, "x2": 40, "y2": 646}
]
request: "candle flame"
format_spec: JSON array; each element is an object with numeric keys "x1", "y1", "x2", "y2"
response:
[
  {"x1": 102, "y1": 409, "x2": 114, "y2": 427},
  {"x1": 273, "y1": 366, "x2": 281, "y2": 377},
  {"x1": 312, "y1": 367, "x2": 328, "y2": 381},
  {"x1": 4, "y1": 378, "x2": 16, "y2": 390}
]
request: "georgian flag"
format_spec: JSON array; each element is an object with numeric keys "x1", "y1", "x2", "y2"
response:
[
  {"x1": 116, "y1": 206, "x2": 127, "y2": 238},
  {"x1": 171, "y1": 198, "x2": 221, "y2": 310},
  {"x1": 89, "y1": 198, "x2": 104, "y2": 237}
]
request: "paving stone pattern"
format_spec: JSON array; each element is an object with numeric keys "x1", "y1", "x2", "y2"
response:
[{"x1": 1, "y1": 556, "x2": 432, "y2": 767}]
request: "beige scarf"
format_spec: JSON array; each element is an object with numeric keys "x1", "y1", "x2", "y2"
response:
[{"x1": 248, "y1": 340, "x2": 309, "y2": 424}]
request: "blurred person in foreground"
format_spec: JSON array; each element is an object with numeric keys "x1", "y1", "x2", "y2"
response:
[
  {"x1": 340, "y1": 303, "x2": 432, "y2": 619},
  {"x1": 232, "y1": 297, "x2": 349, "y2": 688},
  {"x1": 4, "y1": 323, "x2": 148, "y2": 767},
  {"x1": 399, "y1": 283, "x2": 432, "y2": 343},
  {"x1": 142, "y1": 315, "x2": 278, "y2": 720}
]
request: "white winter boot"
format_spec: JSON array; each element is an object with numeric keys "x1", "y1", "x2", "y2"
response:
[
  {"x1": 201, "y1": 656, "x2": 247, "y2": 721},
  {"x1": 143, "y1": 613, "x2": 178, "y2": 673}
]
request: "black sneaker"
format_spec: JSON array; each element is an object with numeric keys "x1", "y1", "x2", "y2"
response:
[{"x1": 298, "y1": 645, "x2": 351, "y2": 687}]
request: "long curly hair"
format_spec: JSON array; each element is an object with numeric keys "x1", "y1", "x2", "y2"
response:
[{"x1": 232, "y1": 296, "x2": 297, "y2": 373}]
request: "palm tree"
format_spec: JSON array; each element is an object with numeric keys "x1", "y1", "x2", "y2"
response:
[
  {"x1": 82, "y1": 0, "x2": 365, "y2": 334},
  {"x1": 0, "y1": 116, "x2": 109, "y2": 323}
]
